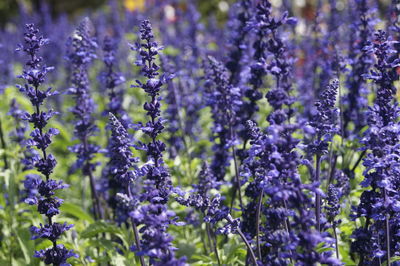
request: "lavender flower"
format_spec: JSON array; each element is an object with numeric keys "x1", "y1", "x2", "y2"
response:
[
  {"x1": 8, "y1": 99, "x2": 39, "y2": 171},
  {"x1": 303, "y1": 79, "x2": 339, "y2": 232},
  {"x1": 66, "y1": 18, "x2": 102, "y2": 220},
  {"x1": 297, "y1": 2, "x2": 334, "y2": 120},
  {"x1": 160, "y1": 55, "x2": 185, "y2": 158},
  {"x1": 8, "y1": 99, "x2": 28, "y2": 145},
  {"x1": 325, "y1": 184, "x2": 340, "y2": 224},
  {"x1": 17, "y1": 23, "x2": 76, "y2": 265},
  {"x1": 100, "y1": 35, "x2": 131, "y2": 219},
  {"x1": 244, "y1": 0, "x2": 296, "y2": 122},
  {"x1": 34, "y1": 244, "x2": 78, "y2": 266},
  {"x1": 240, "y1": 119, "x2": 339, "y2": 265},
  {"x1": 175, "y1": 163, "x2": 254, "y2": 265},
  {"x1": 101, "y1": 35, "x2": 129, "y2": 127},
  {"x1": 204, "y1": 56, "x2": 242, "y2": 181},
  {"x1": 225, "y1": 0, "x2": 252, "y2": 86},
  {"x1": 176, "y1": 163, "x2": 223, "y2": 225},
  {"x1": 305, "y1": 79, "x2": 339, "y2": 157},
  {"x1": 343, "y1": 0, "x2": 375, "y2": 137},
  {"x1": 108, "y1": 113, "x2": 145, "y2": 265},
  {"x1": 351, "y1": 30, "x2": 400, "y2": 264},
  {"x1": 108, "y1": 113, "x2": 138, "y2": 197},
  {"x1": 130, "y1": 19, "x2": 185, "y2": 265}
]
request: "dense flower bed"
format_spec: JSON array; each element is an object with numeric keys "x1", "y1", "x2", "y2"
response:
[{"x1": 0, "y1": 0, "x2": 399, "y2": 265}]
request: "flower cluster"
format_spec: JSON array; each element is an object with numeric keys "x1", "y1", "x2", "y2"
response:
[
  {"x1": 241, "y1": 119, "x2": 339, "y2": 265},
  {"x1": 100, "y1": 34, "x2": 132, "y2": 220},
  {"x1": 342, "y1": 0, "x2": 375, "y2": 138},
  {"x1": 160, "y1": 55, "x2": 185, "y2": 158},
  {"x1": 225, "y1": 0, "x2": 252, "y2": 86},
  {"x1": 131, "y1": 19, "x2": 185, "y2": 265},
  {"x1": 66, "y1": 18, "x2": 102, "y2": 220},
  {"x1": 305, "y1": 79, "x2": 339, "y2": 157},
  {"x1": 3, "y1": 1, "x2": 400, "y2": 265},
  {"x1": 17, "y1": 23, "x2": 76, "y2": 265},
  {"x1": 176, "y1": 163, "x2": 226, "y2": 225},
  {"x1": 351, "y1": 30, "x2": 400, "y2": 264},
  {"x1": 325, "y1": 184, "x2": 340, "y2": 225},
  {"x1": 101, "y1": 35, "x2": 129, "y2": 127},
  {"x1": 108, "y1": 113, "x2": 139, "y2": 221},
  {"x1": 204, "y1": 55, "x2": 242, "y2": 181},
  {"x1": 8, "y1": 99, "x2": 39, "y2": 171}
]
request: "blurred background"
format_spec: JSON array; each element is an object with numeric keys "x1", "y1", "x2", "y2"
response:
[{"x1": 0, "y1": 0, "x2": 394, "y2": 27}]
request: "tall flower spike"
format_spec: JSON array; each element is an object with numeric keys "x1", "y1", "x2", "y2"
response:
[
  {"x1": 17, "y1": 23, "x2": 77, "y2": 265},
  {"x1": 100, "y1": 34, "x2": 131, "y2": 219},
  {"x1": 305, "y1": 79, "x2": 340, "y2": 157},
  {"x1": 160, "y1": 55, "x2": 185, "y2": 158},
  {"x1": 108, "y1": 113, "x2": 145, "y2": 265},
  {"x1": 343, "y1": 0, "x2": 375, "y2": 138},
  {"x1": 225, "y1": 0, "x2": 252, "y2": 86},
  {"x1": 303, "y1": 79, "x2": 339, "y2": 232},
  {"x1": 351, "y1": 30, "x2": 400, "y2": 264},
  {"x1": 101, "y1": 35, "x2": 129, "y2": 127},
  {"x1": 297, "y1": 1, "x2": 334, "y2": 122},
  {"x1": 8, "y1": 99, "x2": 42, "y2": 203},
  {"x1": 130, "y1": 19, "x2": 185, "y2": 265},
  {"x1": 204, "y1": 56, "x2": 242, "y2": 181},
  {"x1": 164, "y1": 1, "x2": 204, "y2": 148},
  {"x1": 66, "y1": 18, "x2": 102, "y2": 220}
]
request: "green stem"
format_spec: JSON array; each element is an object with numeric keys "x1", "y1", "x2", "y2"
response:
[
  {"x1": 206, "y1": 223, "x2": 221, "y2": 266},
  {"x1": 332, "y1": 223, "x2": 339, "y2": 259},
  {"x1": 226, "y1": 215, "x2": 257, "y2": 265},
  {"x1": 127, "y1": 186, "x2": 146, "y2": 266},
  {"x1": 383, "y1": 188, "x2": 391, "y2": 265},
  {"x1": 315, "y1": 154, "x2": 321, "y2": 232},
  {"x1": 255, "y1": 191, "x2": 263, "y2": 260},
  {"x1": 0, "y1": 117, "x2": 9, "y2": 169}
]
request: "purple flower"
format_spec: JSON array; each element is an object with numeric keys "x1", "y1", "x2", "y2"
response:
[
  {"x1": 160, "y1": 56, "x2": 185, "y2": 158},
  {"x1": 205, "y1": 55, "x2": 242, "y2": 180},
  {"x1": 8, "y1": 99, "x2": 39, "y2": 172},
  {"x1": 131, "y1": 19, "x2": 185, "y2": 265},
  {"x1": 343, "y1": 0, "x2": 375, "y2": 137},
  {"x1": 325, "y1": 184, "x2": 340, "y2": 223},
  {"x1": 101, "y1": 35, "x2": 129, "y2": 127},
  {"x1": 17, "y1": 23, "x2": 74, "y2": 265},
  {"x1": 305, "y1": 79, "x2": 339, "y2": 157},
  {"x1": 8, "y1": 99, "x2": 28, "y2": 145},
  {"x1": 31, "y1": 222, "x2": 74, "y2": 242},
  {"x1": 34, "y1": 244, "x2": 78, "y2": 266},
  {"x1": 225, "y1": 0, "x2": 252, "y2": 86},
  {"x1": 66, "y1": 18, "x2": 102, "y2": 220},
  {"x1": 240, "y1": 97, "x2": 339, "y2": 264},
  {"x1": 351, "y1": 30, "x2": 400, "y2": 264},
  {"x1": 22, "y1": 174, "x2": 41, "y2": 204},
  {"x1": 107, "y1": 113, "x2": 140, "y2": 225}
]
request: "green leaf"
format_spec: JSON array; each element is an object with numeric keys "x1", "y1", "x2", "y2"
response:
[
  {"x1": 315, "y1": 242, "x2": 334, "y2": 253},
  {"x1": 60, "y1": 202, "x2": 94, "y2": 223},
  {"x1": 81, "y1": 221, "x2": 122, "y2": 238},
  {"x1": 391, "y1": 256, "x2": 400, "y2": 262},
  {"x1": 110, "y1": 253, "x2": 127, "y2": 266},
  {"x1": 15, "y1": 228, "x2": 32, "y2": 264}
]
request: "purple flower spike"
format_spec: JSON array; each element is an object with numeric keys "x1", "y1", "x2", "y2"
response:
[{"x1": 17, "y1": 23, "x2": 75, "y2": 265}]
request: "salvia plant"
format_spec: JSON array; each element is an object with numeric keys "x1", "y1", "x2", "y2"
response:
[
  {"x1": 66, "y1": 18, "x2": 103, "y2": 220},
  {"x1": 2, "y1": 1, "x2": 400, "y2": 265},
  {"x1": 351, "y1": 30, "x2": 400, "y2": 265},
  {"x1": 16, "y1": 24, "x2": 77, "y2": 265},
  {"x1": 130, "y1": 19, "x2": 185, "y2": 265}
]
